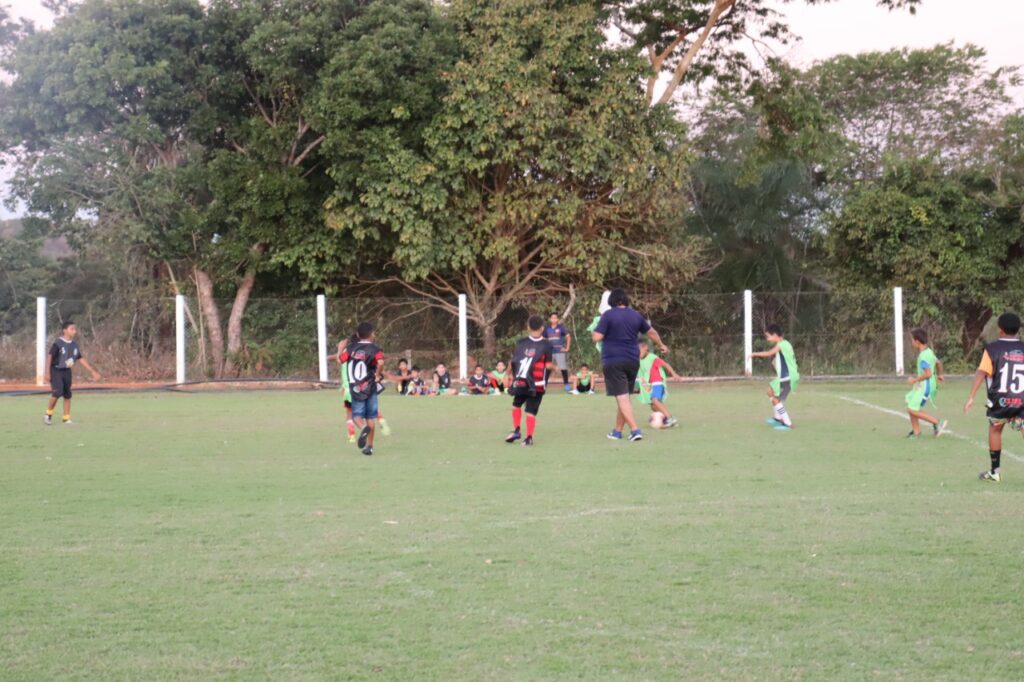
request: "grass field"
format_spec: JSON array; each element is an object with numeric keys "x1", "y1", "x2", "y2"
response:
[{"x1": 2, "y1": 380, "x2": 1023, "y2": 680}]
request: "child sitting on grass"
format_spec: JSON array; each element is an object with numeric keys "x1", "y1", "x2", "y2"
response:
[
  {"x1": 468, "y1": 365, "x2": 491, "y2": 395},
  {"x1": 573, "y1": 364, "x2": 595, "y2": 394}
]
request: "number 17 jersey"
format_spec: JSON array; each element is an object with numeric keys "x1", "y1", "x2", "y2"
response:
[{"x1": 980, "y1": 337, "x2": 1024, "y2": 419}]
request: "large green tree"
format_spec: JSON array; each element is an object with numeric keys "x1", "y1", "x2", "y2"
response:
[{"x1": 324, "y1": 0, "x2": 707, "y2": 354}]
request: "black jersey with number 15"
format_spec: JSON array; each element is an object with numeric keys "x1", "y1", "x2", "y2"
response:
[{"x1": 982, "y1": 338, "x2": 1024, "y2": 415}]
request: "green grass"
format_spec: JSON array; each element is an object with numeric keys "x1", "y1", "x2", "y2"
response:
[{"x1": 2, "y1": 380, "x2": 1023, "y2": 680}]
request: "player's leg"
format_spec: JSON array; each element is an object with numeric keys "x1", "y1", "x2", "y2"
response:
[
  {"x1": 345, "y1": 402, "x2": 356, "y2": 443},
  {"x1": 907, "y1": 410, "x2": 920, "y2": 437},
  {"x1": 769, "y1": 382, "x2": 792, "y2": 428},
  {"x1": 651, "y1": 390, "x2": 677, "y2": 428},
  {"x1": 522, "y1": 395, "x2": 542, "y2": 445},
  {"x1": 378, "y1": 409, "x2": 391, "y2": 436},
  {"x1": 507, "y1": 395, "x2": 525, "y2": 442},
  {"x1": 980, "y1": 419, "x2": 1004, "y2": 481},
  {"x1": 62, "y1": 397, "x2": 72, "y2": 423},
  {"x1": 352, "y1": 399, "x2": 371, "y2": 449},
  {"x1": 361, "y1": 394, "x2": 379, "y2": 455},
  {"x1": 45, "y1": 393, "x2": 58, "y2": 425}
]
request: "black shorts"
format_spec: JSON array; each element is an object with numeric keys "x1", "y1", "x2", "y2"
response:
[
  {"x1": 50, "y1": 368, "x2": 72, "y2": 399},
  {"x1": 987, "y1": 402, "x2": 1024, "y2": 425},
  {"x1": 602, "y1": 360, "x2": 639, "y2": 397},
  {"x1": 512, "y1": 393, "x2": 543, "y2": 415}
]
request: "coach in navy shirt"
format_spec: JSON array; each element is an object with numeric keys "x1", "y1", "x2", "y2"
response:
[{"x1": 592, "y1": 288, "x2": 669, "y2": 441}]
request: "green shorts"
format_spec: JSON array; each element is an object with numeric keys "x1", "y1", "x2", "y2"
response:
[
  {"x1": 905, "y1": 387, "x2": 929, "y2": 411},
  {"x1": 769, "y1": 379, "x2": 792, "y2": 401}
]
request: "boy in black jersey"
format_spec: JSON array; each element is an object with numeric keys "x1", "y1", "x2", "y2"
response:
[
  {"x1": 340, "y1": 322, "x2": 385, "y2": 456},
  {"x1": 433, "y1": 363, "x2": 457, "y2": 396},
  {"x1": 44, "y1": 321, "x2": 101, "y2": 425},
  {"x1": 505, "y1": 315, "x2": 554, "y2": 446},
  {"x1": 468, "y1": 365, "x2": 491, "y2": 394},
  {"x1": 965, "y1": 312, "x2": 1024, "y2": 482}
]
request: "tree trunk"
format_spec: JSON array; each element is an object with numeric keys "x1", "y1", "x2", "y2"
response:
[
  {"x1": 195, "y1": 268, "x2": 225, "y2": 379},
  {"x1": 481, "y1": 320, "x2": 497, "y2": 358},
  {"x1": 222, "y1": 244, "x2": 266, "y2": 377},
  {"x1": 961, "y1": 304, "x2": 992, "y2": 356}
]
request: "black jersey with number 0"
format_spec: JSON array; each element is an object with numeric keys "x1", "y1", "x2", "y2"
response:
[
  {"x1": 509, "y1": 336, "x2": 553, "y2": 396},
  {"x1": 984, "y1": 338, "x2": 1024, "y2": 415},
  {"x1": 341, "y1": 341, "x2": 384, "y2": 401}
]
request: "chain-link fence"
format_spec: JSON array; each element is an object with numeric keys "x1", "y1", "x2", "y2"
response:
[{"x1": 2, "y1": 290, "x2": 1022, "y2": 384}]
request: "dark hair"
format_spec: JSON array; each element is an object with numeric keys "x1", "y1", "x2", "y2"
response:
[
  {"x1": 475, "y1": 365, "x2": 484, "y2": 371},
  {"x1": 998, "y1": 312, "x2": 1021, "y2": 335},
  {"x1": 580, "y1": 363, "x2": 589, "y2": 370},
  {"x1": 398, "y1": 358, "x2": 408, "y2": 366},
  {"x1": 910, "y1": 328, "x2": 928, "y2": 345},
  {"x1": 528, "y1": 314, "x2": 544, "y2": 331},
  {"x1": 765, "y1": 324, "x2": 783, "y2": 337},
  {"x1": 549, "y1": 311, "x2": 559, "y2": 317},
  {"x1": 357, "y1": 321, "x2": 374, "y2": 340},
  {"x1": 61, "y1": 320, "x2": 75, "y2": 331},
  {"x1": 608, "y1": 288, "x2": 629, "y2": 307},
  {"x1": 411, "y1": 365, "x2": 420, "y2": 372}
]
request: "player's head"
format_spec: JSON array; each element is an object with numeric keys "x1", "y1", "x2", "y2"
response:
[
  {"x1": 436, "y1": 363, "x2": 447, "y2": 375},
  {"x1": 910, "y1": 328, "x2": 929, "y2": 349},
  {"x1": 579, "y1": 363, "x2": 589, "y2": 373},
  {"x1": 474, "y1": 364, "x2": 484, "y2": 375},
  {"x1": 549, "y1": 312, "x2": 559, "y2": 325},
  {"x1": 527, "y1": 314, "x2": 544, "y2": 334},
  {"x1": 411, "y1": 365, "x2": 420, "y2": 377},
  {"x1": 638, "y1": 339, "x2": 650, "y2": 358},
  {"x1": 496, "y1": 360, "x2": 506, "y2": 372},
  {"x1": 998, "y1": 312, "x2": 1021, "y2": 336},
  {"x1": 608, "y1": 288, "x2": 629, "y2": 308},
  {"x1": 398, "y1": 358, "x2": 408, "y2": 369},
  {"x1": 765, "y1": 324, "x2": 783, "y2": 342},
  {"x1": 356, "y1": 321, "x2": 374, "y2": 340},
  {"x1": 61, "y1": 320, "x2": 77, "y2": 339}
]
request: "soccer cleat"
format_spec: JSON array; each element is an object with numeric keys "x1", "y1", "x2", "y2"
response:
[
  {"x1": 765, "y1": 418, "x2": 784, "y2": 427},
  {"x1": 357, "y1": 425, "x2": 371, "y2": 449},
  {"x1": 62, "y1": 419, "x2": 74, "y2": 425},
  {"x1": 773, "y1": 425, "x2": 791, "y2": 431},
  {"x1": 906, "y1": 431, "x2": 918, "y2": 439},
  {"x1": 43, "y1": 414, "x2": 52, "y2": 426},
  {"x1": 522, "y1": 436, "x2": 533, "y2": 447},
  {"x1": 505, "y1": 430, "x2": 522, "y2": 444},
  {"x1": 934, "y1": 420, "x2": 947, "y2": 438},
  {"x1": 379, "y1": 419, "x2": 392, "y2": 436},
  {"x1": 362, "y1": 446, "x2": 373, "y2": 456},
  {"x1": 607, "y1": 430, "x2": 623, "y2": 440},
  {"x1": 978, "y1": 470, "x2": 1001, "y2": 483},
  {"x1": 628, "y1": 430, "x2": 643, "y2": 442},
  {"x1": 664, "y1": 417, "x2": 679, "y2": 429}
]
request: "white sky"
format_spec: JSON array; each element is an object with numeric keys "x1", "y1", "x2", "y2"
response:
[{"x1": 2, "y1": 0, "x2": 1022, "y2": 218}]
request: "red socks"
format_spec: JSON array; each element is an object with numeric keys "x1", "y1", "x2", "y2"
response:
[
  {"x1": 526, "y1": 415, "x2": 536, "y2": 437},
  {"x1": 512, "y1": 407, "x2": 522, "y2": 430}
]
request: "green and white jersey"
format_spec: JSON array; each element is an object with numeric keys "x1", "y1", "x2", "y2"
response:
[
  {"x1": 916, "y1": 347, "x2": 938, "y2": 400},
  {"x1": 773, "y1": 339, "x2": 800, "y2": 388}
]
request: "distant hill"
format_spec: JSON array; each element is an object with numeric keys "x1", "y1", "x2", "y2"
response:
[{"x1": 0, "y1": 218, "x2": 73, "y2": 260}]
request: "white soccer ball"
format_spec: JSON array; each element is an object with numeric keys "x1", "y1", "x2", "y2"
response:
[{"x1": 649, "y1": 411, "x2": 665, "y2": 429}]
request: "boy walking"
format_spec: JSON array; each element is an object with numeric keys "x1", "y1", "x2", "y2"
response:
[
  {"x1": 638, "y1": 340, "x2": 682, "y2": 428},
  {"x1": 905, "y1": 328, "x2": 947, "y2": 438},
  {"x1": 340, "y1": 322, "x2": 385, "y2": 456},
  {"x1": 750, "y1": 324, "x2": 799, "y2": 430},
  {"x1": 505, "y1": 315, "x2": 554, "y2": 446},
  {"x1": 964, "y1": 312, "x2": 1024, "y2": 482},
  {"x1": 44, "y1": 321, "x2": 100, "y2": 425}
]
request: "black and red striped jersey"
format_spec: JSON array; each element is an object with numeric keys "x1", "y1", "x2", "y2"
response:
[
  {"x1": 340, "y1": 341, "x2": 384, "y2": 400},
  {"x1": 509, "y1": 336, "x2": 553, "y2": 396}
]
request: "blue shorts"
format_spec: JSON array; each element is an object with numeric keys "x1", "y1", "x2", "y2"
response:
[
  {"x1": 351, "y1": 393, "x2": 379, "y2": 420},
  {"x1": 650, "y1": 384, "x2": 665, "y2": 401}
]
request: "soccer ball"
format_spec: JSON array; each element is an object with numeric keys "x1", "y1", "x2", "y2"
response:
[{"x1": 649, "y1": 411, "x2": 666, "y2": 429}]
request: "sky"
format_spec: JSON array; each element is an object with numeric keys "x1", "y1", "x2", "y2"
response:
[{"x1": 2, "y1": 0, "x2": 1023, "y2": 218}]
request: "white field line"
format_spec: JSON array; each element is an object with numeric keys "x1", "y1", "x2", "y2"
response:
[{"x1": 837, "y1": 395, "x2": 1024, "y2": 463}]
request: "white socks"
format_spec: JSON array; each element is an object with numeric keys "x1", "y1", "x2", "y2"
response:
[{"x1": 773, "y1": 401, "x2": 792, "y2": 427}]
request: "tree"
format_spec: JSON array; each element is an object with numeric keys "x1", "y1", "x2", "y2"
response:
[
  {"x1": 324, "y1": 0, "x2": 708, "y2": 355},
  {"x1": 604, "y1": 0, "x2": 923, "y2": 107}
]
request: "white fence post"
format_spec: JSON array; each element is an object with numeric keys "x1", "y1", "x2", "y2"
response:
[
  {"x1": 458, "y1": 294, "x2": 468, "y2": 381},
  {"x1": 35, "y1": 297, "x2": 47, "y2": 386},
  {"x1": 316, "y1": 294, "x2": 328, "y2": 383},
  {"x1": 893, "y1": 286, "x2": 905, "y2": 376},
  {"x1": 175, "y1": 295, "x2": 186, "y2": 384},
  {"x1": 743, "y1": 290, "x2": 753, "y2": 377}
]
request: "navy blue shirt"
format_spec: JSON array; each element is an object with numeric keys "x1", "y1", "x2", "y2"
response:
[
  {"x1": 595, "y1": 307, "x2": 651, "y2": 365},
  {"x1": 543, "y1": 323, "x2": 568, "y2": 353}
]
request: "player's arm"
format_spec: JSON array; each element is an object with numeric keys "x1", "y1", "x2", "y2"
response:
[
  {"x1": 751, "y1": 344, "x2": 781, "y2": 359},
  {"x1": 78, "y1": 358, "x2": 101, "y2": 381},
  {"x1": 646, "y1": 327, "x2": 669, "y2": 354},
  {"x1": 908, "y1": 365, "x2": 932, "y2": 385},
  {"x1": 661, "y1": 359, "x2": 683, "y2": 381},
  {"x1": 562, "y1": 329, "x2": 571, "y2": 352},
  {"x1": 964, "y1": 351, "x2": 992, "y2": 413},
  {"x1": 936, "y1": 359, "x2": 945, "y2": 383},
  {"x1": 45, "y1": 343, "x2": 58, "y2": 382}
]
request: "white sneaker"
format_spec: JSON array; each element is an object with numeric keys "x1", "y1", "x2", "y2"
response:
[
  {"x1": 62, "y1": 419, "x2": 74, "y2": 425},
  {"x1": 570, "y1": 390, "x2": 579, "y2": 395},
  {"x1": 43, "y1": 414, "x2": 52, "y2": 426},
  {"x1": 978, "y1": 470, "x2": 1001, "y2": 483}
]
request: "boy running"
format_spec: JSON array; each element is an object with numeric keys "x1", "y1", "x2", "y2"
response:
[
  {"x1": 505, "y1": 315, "x2": 554, "y2": 447},
  {"x1": 336, "y1": 336, "x2": 358, "y2": 443},
  {"x1": 638, "y1": 340, "x2": 681, "y2": 428},
  {"x1": 340, "y1": 322, "x2": 385, "y2": 456},
  {"x1": 44, "y1": 321, "x2": 101, "y2": 425},
  {"x1": 750, "y1": 324, "x2": 799, "y2": 430},
  {"x1": 905, "y1": 328, "x2": 947, "y2": 438},
  {"x1": 964, "y1": 312, "x2": 1024, "y2": 482}
]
